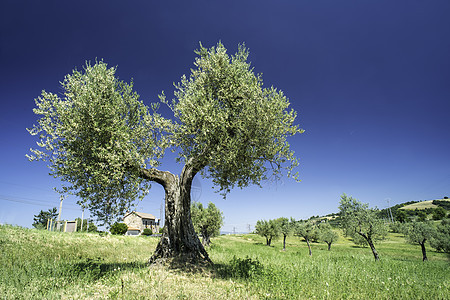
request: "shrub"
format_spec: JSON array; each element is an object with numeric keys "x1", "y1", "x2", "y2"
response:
[
  {"x1": 142, "y1": 228, "x2": 152, "y2": 236},
  {"x1": 228, "y1": 256, "x2": 263, "y2": 279},
  {"x1": 110, "y1": 222, "x2": 128, "y2": 235}
]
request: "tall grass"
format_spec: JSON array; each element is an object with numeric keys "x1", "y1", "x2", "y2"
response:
[{"x1": 0, "y1": 224, "x2": 448, "y2": 299}]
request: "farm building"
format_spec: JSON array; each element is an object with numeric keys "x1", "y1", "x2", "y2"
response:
[{"x1": 123, "y1": 211, "x2": 160, "y2": 235}]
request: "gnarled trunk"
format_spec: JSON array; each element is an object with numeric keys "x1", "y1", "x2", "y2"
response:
[
  {"x1": 141, "y1": 162, "x2": 211, "y2": 265},
  {"x1": 327, "y1": 242, "x2": 332, "y2": 251},
  {"x1": 282, "y1": 234, "x2": 287, "y2": 251}
]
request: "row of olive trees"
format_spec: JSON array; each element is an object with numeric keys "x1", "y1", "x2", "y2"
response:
[
  {"x1": 255, "y1": 194, "x2": 449, "y2": 262},
  {"x1": 254, "y1": 217, "x2": 338, "y2": 255},
  {"x1": 339, "y1": 193, "x2": 450, "y2": 261}
]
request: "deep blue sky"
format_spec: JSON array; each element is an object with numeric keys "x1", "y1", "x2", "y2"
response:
[{"x1": 1, "y1": 1, "x2": 449, "y2": 232}]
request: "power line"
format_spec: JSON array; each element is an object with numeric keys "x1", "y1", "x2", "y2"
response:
[{"x1": 0, "y1": 194, "x2": 80, "y2": 211}]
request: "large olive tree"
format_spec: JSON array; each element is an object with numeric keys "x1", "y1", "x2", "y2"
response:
[{"x1": 27, "y1": 42, "x2": 303, "y2": 264}]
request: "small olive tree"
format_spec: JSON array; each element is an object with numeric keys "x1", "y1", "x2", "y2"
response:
[
  {"x1": 276, "y1": 217, "x2": 293, "y2": 251},
  {"x1": 293, "y1": 220, "x2": 318, "y2": 256},
  {"x1": 255, "y1": 219, "x2": 279, "y2": 246},
  {"x1": 404, "y1": 221, "x2": 436, "y2": 261},
  {"x1": 338, "y1": 194, "x2": 387, "y2": 260},
  {"x1": 318, "y1": 222, "x2": 338, "y2": 251},
  {"x1": 191, "y1": 202, "x2": 224, "y2": 246}
]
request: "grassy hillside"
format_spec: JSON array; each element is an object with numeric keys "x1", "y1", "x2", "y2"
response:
[
  {"x1": 0, "y1": 225, "x2": 448, "y2": 299},
  {"x1": 400, "y1": 199, "x2": 450, "y2": 210}
]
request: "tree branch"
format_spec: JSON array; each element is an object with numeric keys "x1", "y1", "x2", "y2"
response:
[{"x1": 139, "y1": 168, "x2": 175, "y2": 188}]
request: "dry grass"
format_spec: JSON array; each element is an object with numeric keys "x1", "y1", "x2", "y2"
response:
[{"x1": 400, "y1": 199, "x2": 448, "y2": 210}]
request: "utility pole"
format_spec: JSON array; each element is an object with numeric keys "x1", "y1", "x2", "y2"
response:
[
  {"x1": 247, "y1": 224, "x2": 251, "y2": 233},
  {"x1": 386, "y1": 198, "x2": 394, "y2": 223},
  {"x1": 80, "y1": 207, "x2": 84, "y2": 231},
  {"x1": 57, "y1": 195, "x2": 65, "y2": 231}
]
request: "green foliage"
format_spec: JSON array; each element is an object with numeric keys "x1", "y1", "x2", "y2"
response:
[
  {"x1": 142, "y1": 228, "x2": 152, "y2": 236},
  {"x1": 389, "y1": 221, "x2": 407, "y2": 234},
  {"x1": 417, "y1": 211, "x2": 427, "y2": 222},
  {"x1": 166, "y1": 42, "x2": 304, "y2": 195},
  {"x1": 293, "y1": 220, "x2": 319, "y2": 255},
  {"x1": 27, "y1": 61, "x2": 169, "y2": 226},
  {"x1": 191, "y1": 202, "x2": 224, "y2": 246},
  {"x1": 395, "y1": 209, "x2": 408, "y2": 223},
  {"x1": 28, "y1": 43, "x2": 303, "y2": 228},
  {"x1": 339, "y1": 193, "x2": 388, "y2": 244},
  {"x1": 227, "y1": 256, "x2": 263, "y2": 279},
  {"x1": 276, "y1": 217, "x2": 292, "y2": 237},
  {"x1": 293, "y1": 220, "x2": 319, "y2": 241},
  {"x1": 74, "y1": 218, "x2": 97, "y2": 232},
  {"x1": 110, "y1": 222, "x2": 128, "y2": 235},
  {"x1": 318, "y1": 222, "x2": 339, "y2": 250},
  {"x1": 432, "y1": 200, "x2": 450, "y2": 210},
  {"x1": 405, "y1": 222, "x2": 436, "y2": 245},
  {"x1": 255, "y1": 219, "x2": 279, "y2": 246},
  {"x1": 32, "y1": 207, "x2": 58, "y2": 229},
  {"x1": 430, "y1": 219, "x2": 450, "y2": 253},
  {"x1": 432, "y1": 207, "x2": 447, "y2": 220}
]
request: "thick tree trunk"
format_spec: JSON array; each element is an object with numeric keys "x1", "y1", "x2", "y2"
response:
[
  {"x1": 306, "y1": 239, "x2": 312, "y2": 256},
  {"x1": 283, "y1": 234, "x2": 287, "y2": 251},
  {"x1": 420, "y1": 241, "x2": 428, "y2": 261},
  {"x1": 327, "y1": 242, "x2": 331, "y2": 251},
  {"x1": 141, "y1": 163, "x2": 211, "y2": 265}
]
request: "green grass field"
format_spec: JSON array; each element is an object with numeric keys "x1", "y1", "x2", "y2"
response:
[{"x1": 0, "y1": 225, "x2": 448, "y2": 299}]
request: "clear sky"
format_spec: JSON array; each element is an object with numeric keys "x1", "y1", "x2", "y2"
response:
[{"x1": 1, "y1": 1, "x2": 449, "y2": 233}]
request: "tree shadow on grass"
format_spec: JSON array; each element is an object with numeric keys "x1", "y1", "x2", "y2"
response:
[{"x1": 69, "y1": 258, "x2": 147, "y2": 280}]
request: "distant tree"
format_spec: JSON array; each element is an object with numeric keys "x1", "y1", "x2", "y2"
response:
[
  {"x1": 338, "y1": 193, "x2": 388, "y2": 260},
  {"x1": 417, "y1": 211, "x2": 427, "y2": 222},
  {"x1": 27, "y1": 42, "x2": 303, "y2": 264},
  {"x1": 32, "y1": 207, "x2": 58, "y2": 229},
  {"x1": 110, "y1": 222, "x2": 128, "y2": 235},
  {"x1": 294, "y1": 220, "x2": 318, "y2": 256},
  {"x1": 395, "y1": 209, "x2": 408, "y2": 223},
  {"x1": 191, "y1": 202, "x2": 224, "y2": 246},
  {"x1": 432, "y1": 200, "x2": 450, "y2": 210},
  {"x1": 405, "y1": 222, "x2": 436, "y2": 261},
  {"x1": 255, "y1": 219, "x2": 279, "y2": 246},
  {"x1": 430, "y1": 219, "x2": 450, "y2": 254},
  {"x1": 389, "y1": 221, "x2": 407, "y2": 234},
  {"x1": 276, "y1": 217, "x2": 293, "y2": 251},
  {"x1": 432, "y1": 207, "x2": 446, "y2": 220},
  {"x1": 318, "y1": 222, "x2": 338, "y2": 251}
]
